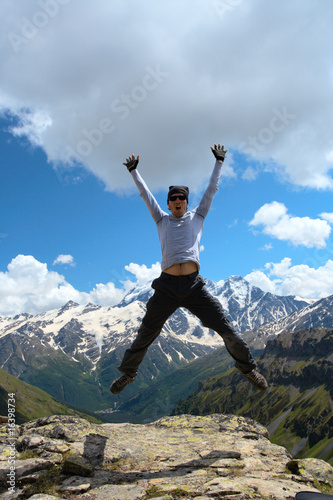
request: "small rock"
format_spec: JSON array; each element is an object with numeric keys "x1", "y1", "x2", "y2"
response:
[
  {"x1": 28, "y1": 495, "x2": 63, "y2": 500},
  {"x1": 216, "y1": 468, "x2": 230, "y2": 476},
  {"x1": 37, "y1": 451, "x2": 63, "y2": 464},
  {"x1": 17, "y1": 434, "x2": 70, "y2": 455},
  {"x1": 62, "y1": 455, "x2": 94, "y2": 477},
  {"x1": 0, "y1": 458, "x2": 54, "y2": 484},
  {"x1": 210, "y1": 458, "x2": 245, "y2": 468},
  {"x1": 17, "y1": 435, "x2": 45, "y2": 450},
  {"x1": 59, "y1": 482, "x2": 91, "y2": 493},
  {"x1": 19, "y1": 470, "x2": 46, "y2": 484},
  {"x1": 287, "y1": 458, "x2": 333, "y2": 487},
  {"x1": 83, "y1": 433, "x2": 108, "y2": 466},
  {"x1": 0, "y1": 488, "x2": 24, "y2": 499},
  {"x1": 59, "y1": 474, "x2": 91, "y2": 493},
  {"x1": 150, "y1": 496, "x2": 173, "y2": 500}
]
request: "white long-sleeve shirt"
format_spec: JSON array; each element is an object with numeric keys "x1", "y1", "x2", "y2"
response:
[{"x1": 131, "y1": 161, "x2": 223, "y2": 271}]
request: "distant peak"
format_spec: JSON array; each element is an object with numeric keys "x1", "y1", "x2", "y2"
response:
[
  {"x1": 81, "y1": 303, "x2": 101, "y2": 314},
  {"x1": 57, "y1": 300, "x2": 80, "y2": 316},
  {"x1": 228, "y1": 275, "x2": 244, "y2": 281},
  {"x1": 13, "y1": 312, "x2": 33, "y2": 321}
]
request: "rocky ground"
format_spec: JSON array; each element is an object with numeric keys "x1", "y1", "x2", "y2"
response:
[{"x1": 0, "y1": 414, "x2": 333, "y2": 500}]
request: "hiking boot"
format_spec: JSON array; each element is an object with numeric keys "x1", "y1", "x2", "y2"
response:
[
  {"x1": 110, "y1": 373, "x2": 135, "y2": 395},
  {"x1": 242, "y1": 369, "x2": 268, "y2": 391}
]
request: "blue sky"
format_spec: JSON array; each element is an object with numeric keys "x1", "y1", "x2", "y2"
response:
[{"x1": 1, "y1": 0, "x2": 333, "y2": 315}]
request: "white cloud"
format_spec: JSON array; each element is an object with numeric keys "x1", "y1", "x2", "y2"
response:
[
  {"x1": 1, "y1": 254, "x2": 332, "y2": 316},
  {"x1": 250, "y1": 201, "x2": 331, "y2": 248},
  {"x1": 245, "y1": 257, "x2": 333, "y2": 299},
  {"x1": 0, "y1": 255, "x2": 85, "y2": 315},
  {"x1": 53, "y1": 254, "x2": 75, "y2": 266},
  {"x1": 0, "y1": 255, "x2": 161, "y2": 316},
  {"x1": 228, "y1": 219, "x2": 238, "y2": 228},
  {"x1": 0, "y1": 1, "x2": 333, "y2": 191},
  {"x1": 267, "y1": 257, "x2": 293, "y2": 278},
  {"x1": 320, "y1": 212, "x2": 333, "y2": 224},
  {"x1": 220, "y1": 163, "x2": 236, "y2": 180},
  {"x1": 260, "y1": 243, "x2": 273, "y2": 251},
  {"x1": 244, "y1": 270, "x2": 278, "y2": 294},
  {"x1": 124, "y1": 262, "x2": 161, "y2": 284},
  {"x1": 88, "y1": 282, "x2": 126, "y2": 308},
  {"x1": 242, "y1": 167, "x2": 258, "y2": 181},
  {"x1": 10, "y1": 108, "x2": 52, "y2": 147}
]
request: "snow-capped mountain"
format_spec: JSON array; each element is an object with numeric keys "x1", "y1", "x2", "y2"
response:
[
  {"x1": 0, "y1": 299, "x2": 217, "y2": 370},
  {"x1": 248, "y1": 293, "x2": 333, "y2": 341},
  {"x1": 0, "y1": 275, "x2": 311, "y2": 367},
  {"x1": 204, "y1": 276, "x2": 312, "y2": 332},
  {"x1": 0, "y1": 275, "x2": 318, "y2": 414}
]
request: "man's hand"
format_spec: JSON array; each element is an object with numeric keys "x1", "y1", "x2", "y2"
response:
[
  {"x1": 211, "y1": 143, "x2": 228, "y2": 162},
  {"x1": 123, "y1": 154, "x2": 139, "y2": 172}
]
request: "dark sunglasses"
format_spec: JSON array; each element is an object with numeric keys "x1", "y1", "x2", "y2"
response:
[{"x1": 169, "y1": 195, "x2": 187, "y2": 201}]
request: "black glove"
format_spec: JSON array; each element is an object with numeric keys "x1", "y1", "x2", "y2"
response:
[
  {"x1": 211, "y1": 143, "x2": 228, "y2": 162},
  {"x1": 123, "y1": 154, "x2": 139, "y2": 172}
]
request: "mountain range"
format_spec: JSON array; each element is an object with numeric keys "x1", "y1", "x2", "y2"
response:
[
  {"x1": 1, "y1": 274, "x2": 333, "y2": 465},
  {"x1": 244, "y1": 293, "x2": 333, "y2": 346},
  {"x1": 0, "y1": 276, "x2": 332, "y2": 436},
  {"x1": 0, "y1": 275, "x2": 311, "y2": 413}
]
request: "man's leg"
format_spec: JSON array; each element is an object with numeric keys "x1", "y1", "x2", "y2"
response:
[
  {"x1": 118, "y1": 288, "x2": 178, "y2": 377},
  {"x1": 183, "y1": 284, "x2": 268, "y2": 390},
  {"x1": 111, "y1": 278, "x2": 179, "y2": 394}
]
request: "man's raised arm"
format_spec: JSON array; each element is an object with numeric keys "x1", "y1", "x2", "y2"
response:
[
  {"x1": 196, "y1": 143, "x2": 228, "y2": 218},
  {"x1": 123, "y1": 154, "x2": 165, "y2": 224}
]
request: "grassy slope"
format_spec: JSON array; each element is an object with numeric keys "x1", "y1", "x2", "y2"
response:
[{"x1": 0, "y1": 368, "x2": 101, "y2": 424}]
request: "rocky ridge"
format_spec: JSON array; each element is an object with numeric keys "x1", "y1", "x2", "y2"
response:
[{"x1": 1, "y1": 414, "x2": 333, "y2": 500}]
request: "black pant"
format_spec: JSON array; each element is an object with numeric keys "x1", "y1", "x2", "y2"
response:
[{"x1": 118, "y1": 271, "x2": 257, "y2": 378}]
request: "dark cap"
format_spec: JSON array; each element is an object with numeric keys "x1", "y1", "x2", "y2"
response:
[{"x1": 167, "y1": 185, "x2": 189, "y2": 201}]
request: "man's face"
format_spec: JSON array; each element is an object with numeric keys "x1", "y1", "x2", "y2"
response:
[{"x1": 168, "y1": 193, "x2": 188, "y2": 218}]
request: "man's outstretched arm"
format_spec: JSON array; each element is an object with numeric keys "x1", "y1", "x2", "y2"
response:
[
  {"x1": 196, "y1": 144, "x2": 228, "y2": 218},
  {"x1": 123, "y1": 154, "x2": 165, "y2": 224}
]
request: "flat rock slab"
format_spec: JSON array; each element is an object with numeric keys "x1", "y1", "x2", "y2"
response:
[{"x1": 1, "y1": 414, "x2": 332, "y2": 499}]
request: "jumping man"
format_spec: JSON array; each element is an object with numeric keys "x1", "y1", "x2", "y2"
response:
[{"x1": 110, "y1": 144, "x2": 268, "y2": 394}]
